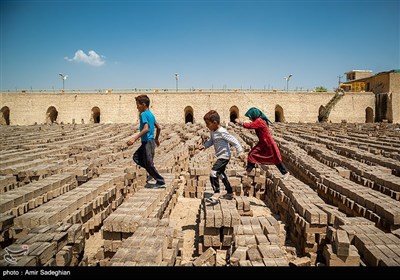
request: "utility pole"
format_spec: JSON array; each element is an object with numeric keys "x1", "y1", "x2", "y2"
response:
[{"x1": 337, "y1": 75, "x2": 343, "y2": 90}]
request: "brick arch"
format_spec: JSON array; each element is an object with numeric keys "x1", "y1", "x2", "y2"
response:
[
  {"x1": 275, "y1": 105, "x2": 285, "y2": 122},
  {"x1": 184, "y1": 106, "x2": 194, "y2": 124},
  {"x1": 46, "y1": 106, "x2": 58, "y2": 124},
  {"x1": 1, "y1": 106, "x2": 10, "y2": 125},
  {"x1": 91, "y1": 107, "x2": 101, "y2": 123},
  {"x1": 229, "y1": 106, "x2": 239, "y2": 123}
]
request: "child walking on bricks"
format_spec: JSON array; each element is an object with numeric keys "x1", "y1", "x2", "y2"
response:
[{"x1": 199, "y1": 110, "x2": 245, "y2": 203}]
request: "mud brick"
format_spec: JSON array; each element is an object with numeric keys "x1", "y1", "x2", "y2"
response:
[
  {"x1": 52, "y1": 232, "x2": 68, "y2": 251},
  {"x1": 222, "y1": 235, "x2": 233, "y2": 247},
  {"x1": 73, "y1": 236, "x2": 85, "y2": 254},
  {"x1": 205, "y1": 210, "x2": 215, "y2": 228},
  {"x1": 255, "y1": 234, "x2": 270, "y2": 245},
  {"x1": 274, "y1": 257, "x2": 289, "y2": 266},
  {"x1": 239, "y1": 260, "x2": 252, "y2": 266},
  {"x1": 0, "y1": 214, "x2": 14, "y2": 231},
  {"x1": 193, "y1": 246, "x2": 216, "y2": 266},
  {"x1": 56, "y1": 248, "x2": 72, "y2": 266},
  {"x1": 266, "y1": 216, "x2": 280, "y2": 233},
  {"x1": 243, "y1": 199, "x2": 251, "y2": 211},
  {"x1": 386, "y1": 244, "x2": 400, "y2": 258},
  {"x1": 267, "y1": 234, "x2": 280, "y2": 245},
  {"x1": 251, "y1": 224, "x2": 263, "y2": 235},
  {"x1": 379, "y1": 256, "x2": 400, "y2": 266},
  {"x1": 111, "y1": 214, "x2": 126, "y2": 232},
  {"x1": 261, "y1": 223, "x2": 277, "y2": 236},
  {"x1": 120, "y1": 215, "x2": 133, "y2": 233},
  {"x1": 67, "y1": 224, "x2": 82, "y2": 243},
  {"x1": 323, "y1": 244, "x2": 360, "y2": 266},
  {"x1": 103, "y1": 240, "x2": 113, "y2": 252},
  {"x1": 245, "y1": 235, "x2": 257, "y2": 246},
  {"x1": 241, "y1": 225, "x2": 252, "y2": 235},
  {"x1": 263, "y1": 258, "x2": 277, "y2": 266},
  {"x1": 80, "y1": 203, "x2": 93, "y2": 217},
  {"x1": 235, "y1": 196, "x2": 244, "y2": 210},
  {"x1": 375, "y1": 244, "x2": 398, "y2": 260},
  {"x1": 304, "y1": 207, "x2": 320, "y2": 225},
  {"x1": 221, "y1": 208, "x2": 232, "y2": 227},
  {"x1": 230, "y1": 209, "x2": 240, "y2": 226},
  {"x1": 229, "y1": 246, "x2": 247, "y2": 266},
  {"x1": 214, "y1": 210, "x2": 223, "y2": 228},
  {"x1": 247, "y1": 246, "x2": 262, "y2": 261},
  {"x1": 334, "y1": 229, "x2": 350, "y2": 256},
  {"x1": 258, "y1": 244, "x2": 284, "y2": 258},
  {"x1": 30, "y1": 242, "x2": 57, "y2": 265},
  {"x1": 110, "y1": 240, "x2": 122, "y2": 252},
  {"x1": 16, "y1": 256, "x2": 38, "y2": 266},
  {"x1": 0, "y1": 198, "x2": 14, "y2": 213},
  {"x1": 234, "y1": 235, "x2": 246, "y2": 248},
  {"x1": 203, "y1": 235, "x2": 212, "y2": 247},
  {"x1": 211, "y1": 234, "x2": 221, "y2": 247}
]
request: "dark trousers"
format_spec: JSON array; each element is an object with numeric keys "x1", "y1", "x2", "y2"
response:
[
  {"x1": 210, "y1": 158, "x2": 233, "y2": 194},
  {"x1": 133, "y1": 140, "x2": 165, "y2": 184},
  {"x1": 246, "y1": 161, "x2": 288, "y2": 175}
]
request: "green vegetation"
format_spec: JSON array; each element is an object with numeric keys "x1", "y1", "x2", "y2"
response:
[{"x1": 315, "y1": 86, "x2": 327, "y2": 92}]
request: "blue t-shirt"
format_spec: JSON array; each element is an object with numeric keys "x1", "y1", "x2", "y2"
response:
[{"x1": 139, "y1": 109, "x2": 156, "y2": 141}]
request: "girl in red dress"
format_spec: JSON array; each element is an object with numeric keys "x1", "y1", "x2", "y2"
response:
[{"x1": 235, "y1": 107, "x2": 290, "y2": 179}]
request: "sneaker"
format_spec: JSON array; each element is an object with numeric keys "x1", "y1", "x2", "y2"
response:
[
  {"x1": 153, "y1": 182, "x2": 166, "y2": 188},
  {"x1": 146, "y1": 175, "x2": 156, "y2": 183},
  {"x1": 205, "y1": 197, "x2": 219, "y2": 204},
  {"x1": 221, "y1": 193, "x2": 234, "y2": 200},
  {"x1": 205, "y1": 193, "x2": 220, "y2": 204}
]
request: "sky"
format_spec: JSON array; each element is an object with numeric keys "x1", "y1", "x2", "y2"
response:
[{"x1": 1, "y1": 0, "x2": 399, "y2": 91}]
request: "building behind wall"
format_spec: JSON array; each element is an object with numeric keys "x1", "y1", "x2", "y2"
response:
[{"x1": 340, "y1": 69, "x2": 400, "y2": 123}]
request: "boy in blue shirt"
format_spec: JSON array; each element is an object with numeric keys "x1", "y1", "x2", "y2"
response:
[{"x1": 127, "y1": 94, "x2": 165, "y2": 188}]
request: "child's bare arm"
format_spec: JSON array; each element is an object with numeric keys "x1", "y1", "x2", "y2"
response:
[
  {"x1": 154, "y1": 121, "x2": 161, "y2": 146},
  {"x1": 127, "y1": 123, "x2": 149, "y2": 146}
]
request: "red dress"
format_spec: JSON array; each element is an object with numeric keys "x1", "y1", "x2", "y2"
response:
[{"x1": 243, "y1": 118, "x2": 282, "y2": 165}]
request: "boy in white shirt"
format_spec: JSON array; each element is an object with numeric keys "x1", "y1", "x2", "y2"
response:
[{"x1": 199, "y1": 110, "x2": 245, "y2": 203}]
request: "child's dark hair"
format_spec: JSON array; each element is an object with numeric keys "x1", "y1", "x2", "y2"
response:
[
  {"x1": 203, "y1": 110, "x2": 220, "y2": 124},
  {"x1": 135, "y1": 95, "x2": 150, "y2": 107}
]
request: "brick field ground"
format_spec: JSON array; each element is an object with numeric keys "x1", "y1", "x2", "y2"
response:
[{"x1": 0, "y1": 122, "x2": 399, "y2": 267}]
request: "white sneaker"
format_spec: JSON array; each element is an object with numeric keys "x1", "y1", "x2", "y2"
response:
[{"x1": 205, "y1": 193, "x2": 220, "y2": 204}]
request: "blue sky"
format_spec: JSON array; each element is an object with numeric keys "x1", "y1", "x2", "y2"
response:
[{"x1": 1, "y1": 0, "x2": 399, "y2": 91}]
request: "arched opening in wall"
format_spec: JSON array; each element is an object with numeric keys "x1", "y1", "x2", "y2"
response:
[
  {"x1": 275, "y1": 105, "x2": 285, "y2": 122},
  {"x1": 46, "y1": 106, "x2": 58, "y2": 124},
  {"x1": 229, "y1": 106, "x2": 239, "y2": 123},
  {"x1": 91, "y1": 107, "x2": 101, "y2": 123},
  {"x1": 0, "y1": 106, "x2": 10, "y2": 125},
  {"x1": 184, "y1": 106, "x2": 194, "y2": 124},
  {"x1": 318, "y1": 105, "x2": 326, "y2": 122},
  {"x1": 365, "y1": 107, "x2": 374, "y2": 123}
]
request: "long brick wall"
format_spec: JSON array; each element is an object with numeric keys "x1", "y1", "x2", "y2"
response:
[{"x1": 0, "y1": 91, "x2": 376, "y2": 125}]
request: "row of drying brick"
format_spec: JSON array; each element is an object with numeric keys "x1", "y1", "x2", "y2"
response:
[
  {"x1": 277, "y1": 137, "x2": 400, "y2": 230},
  {"x1": 101, "y1": 174, "x2": 177, "y2": 253},
  {"x1": 0, "y1": 223, "x2": 84, "y2": 266},
  {"x1": 107, "y1": 218, "x2": 183, "y2": 266}
]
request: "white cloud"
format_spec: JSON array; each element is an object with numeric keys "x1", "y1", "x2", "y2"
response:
[{"x1": 64, "y1": 50, "x2": 105, "y2": 66}]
